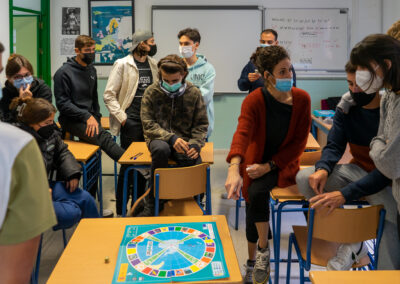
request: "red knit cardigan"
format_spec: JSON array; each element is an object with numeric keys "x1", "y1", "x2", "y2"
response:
[{"x1": 227, "y1": 87, "x2": 311, "y2": 201}]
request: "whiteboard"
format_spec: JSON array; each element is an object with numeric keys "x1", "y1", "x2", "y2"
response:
[
  {"x1": 265, "y1": 8, "x2": 349, "y2": 72},
  {"x1": 152, "y1": 6, "x2": 263, "y2": 93}
]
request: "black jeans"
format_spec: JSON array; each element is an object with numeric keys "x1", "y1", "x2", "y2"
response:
[
  {"x1": 148, "y1": 139, "x2": 202, "y2": 199},
  {"x1": 59, "y1": 116, "x2": 125, "y2": 162},
  {"x1": 116, "y1": 119, "x2": 147, "y2": 215},
  {"x1": 245, "y1": 170, "x2": 278, "y2": 243}
]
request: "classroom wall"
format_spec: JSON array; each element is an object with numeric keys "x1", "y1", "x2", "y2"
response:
[
  {"x1": 0, "y1": 0, "x2": 10, "y2": 84},
  {"x1": 46, "y1": 0, "x2": 396, "y2": 148}
]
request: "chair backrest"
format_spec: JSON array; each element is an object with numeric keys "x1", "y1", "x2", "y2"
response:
[
  {"x1": 154, "y1": 163, "x2": 208, "y2": 200},
  {"x1": 310, "y1": 205, "x2": 384, "y2": 243},
  {"x1": 299, "y1": 150, "x2": 322, "y2": 166}
]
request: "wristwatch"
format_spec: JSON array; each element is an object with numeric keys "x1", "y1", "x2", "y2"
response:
[{"x1": 267, "y1": 160, "x2": 277, "y2": 171}]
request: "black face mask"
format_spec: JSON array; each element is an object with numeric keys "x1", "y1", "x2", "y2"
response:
[
  {"x1": 37, "y1": 123, "x2": 55, "y2": 139},
  {"x1": 82, "y1": 52, "x2": 95, "y2": 65},
  {"x1": 349, "y1": 89, "x2": 376, "y2": 107},
  {"x1": 148, "y1": 44, "x2": 157, "y2": 57}
]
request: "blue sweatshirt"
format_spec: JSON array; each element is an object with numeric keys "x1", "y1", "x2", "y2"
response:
[
  {"x1": 315, "y1": 92, "x2": 391, "y2": 201},
  {"x1": 237, "y1": 61, "x2": 297, "y2": 93},
  {"x1": 186, "y1": 54, "x2": 216, "y2": 138}
]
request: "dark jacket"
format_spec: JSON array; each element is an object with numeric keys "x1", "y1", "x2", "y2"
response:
[
  {"x1": 237, "y1": 61, "x2": 297, "y2": 93},
  {"x1": 17, "y1": 123, "x2": 81, "y2": 181},
  {"x1": 0, "y1": 78, "x2": 52, "y2": 122},
  {"x1": 54, "y1": 57, "x2": 101, "y2": 122},
  {"x1": 141, "y1": 81, "x2": 209, "y2": 148}
]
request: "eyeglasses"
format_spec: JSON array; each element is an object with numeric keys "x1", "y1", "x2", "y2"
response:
[{"x1": 13, "y1": 73, "x2": 31, "y2": 80}]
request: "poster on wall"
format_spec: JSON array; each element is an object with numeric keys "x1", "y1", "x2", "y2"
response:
[
  {"x1": 89, "y1": 0, "x2": 134, "y2": 65},
  {"x1": 62, "y1": 7, "x2": 81, "y2": 35},
  {"x1": 60, "y1": 38, "x2": 76, "y2": 55}
]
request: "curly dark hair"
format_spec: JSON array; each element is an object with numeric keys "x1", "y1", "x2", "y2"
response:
[
  {"x1": 177, "y1": 28, "x2": 201, "y2": 43},
  {"x1": 253, "y1": 45, "x2": 290, "y2": 77},
  {"x1": 157, "y1": 54, "x2": 188, "y2": 82}
]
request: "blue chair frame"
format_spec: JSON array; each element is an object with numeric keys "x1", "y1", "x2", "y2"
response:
[{"x1": 286, "y1": 207, "x2": 386, "y2": 284}]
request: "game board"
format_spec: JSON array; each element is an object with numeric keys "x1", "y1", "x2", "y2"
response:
[{"x1": 112, "y1": 222, "x2": 229, "y2": 283}]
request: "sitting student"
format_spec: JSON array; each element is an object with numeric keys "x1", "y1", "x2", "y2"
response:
[
  {"x1": 104, "y1": 30, "x2": 158, "y2": 216},
  {"x1": 135, "y1": 54, "x2": 209, "y2": 217},
  {"x1": 296, "y1": 61, "x2": 400, "y2": 269},
  {"x1": 0, "y1": 54, "x2": 52, "y2": 122},
  {"x1": 177, "y1": 28, "x2": 216, "y2": 138},
  {"x1": 10, "y1": 97, "x2": 100, "y2": 230},
  {"x1": 225, "y1": 46, "x2": 311, "y2": 284},
  {"x1": 237, "y1": 29, "x2": 297, "y2": 93},
  {"x1": 0, "y1": 42, "x2": 57, "y2": 284},
  {"x1": 54, "y1": 35, "x2": 124, "y2": 164}
]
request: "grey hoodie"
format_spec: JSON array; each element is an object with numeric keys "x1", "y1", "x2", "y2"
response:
[{"x1": 370, "y1": 90, "x2": 400, "y2": 212}]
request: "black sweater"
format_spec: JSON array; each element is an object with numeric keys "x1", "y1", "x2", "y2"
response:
[
  {"x1": 54, "y1": 57, "x2": 101, "y2": 122},
  {"x1": 0, "y1": 78, "x2": 52, "y2": 122}
]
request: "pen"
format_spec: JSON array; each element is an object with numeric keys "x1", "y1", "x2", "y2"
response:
[{"x1": 130, "y1": 152, "x2": 143, "y2": 160}]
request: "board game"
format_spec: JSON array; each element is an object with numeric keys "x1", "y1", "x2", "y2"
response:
[{"x1": 112, "y1": 222, "x2": 229, "y2": 283}]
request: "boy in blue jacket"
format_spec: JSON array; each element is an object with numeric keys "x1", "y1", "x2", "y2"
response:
[
  {"x1": 296, "y1": 61, "x2": 399, "y2": 270},
  {"x1": 178, "y1": 28, "x2": 215, "y2": 138}
]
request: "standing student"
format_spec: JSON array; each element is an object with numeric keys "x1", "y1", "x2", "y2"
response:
[
  {"x1": 134, "y1": 55, "x2": 209, "y2": 217},
  {"x1": 178, "y1": 28, "x2": 215, "y2": 138},
  {"x1": 0, "y1": 42, "x2": 57, "y2": 284},
  {"x1": 225, "y1": 46, "x2": 311, "y2": 284},
  {"x1": 104, "y1": 30, "x2": 158, "y2": 216},
  {"x1": 296, "y1": 61, "x2": 400, "y2": 270},
  {"x1": 237, "y1": 29, "x2": 297, "y2": 93},
  {"x1": 0, "y1": 54, "x2": 52, "y2": 122}
]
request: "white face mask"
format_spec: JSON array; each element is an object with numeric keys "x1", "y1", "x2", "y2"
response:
[
  {"x1": 355, "y1": 66, "x2": 383, "y2": 94},
  {"x1": 179, "y1": 45, "x2": 194, "y2": 58}
]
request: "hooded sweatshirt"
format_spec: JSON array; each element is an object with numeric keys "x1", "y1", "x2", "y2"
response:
[
  {"x1": 185, "y1": 54, "x2": 215, "y2": 137},
  {"x1": 0, "y1": 78, "x2": 52, "y2": 122},
  {"x1": 54, "y1": 57, "x2": 101, "y2": 122}
]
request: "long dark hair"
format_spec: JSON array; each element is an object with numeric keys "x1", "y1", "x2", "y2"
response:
[{"x1": 350, "y1": 34, "x2": 400, "y2": 92}]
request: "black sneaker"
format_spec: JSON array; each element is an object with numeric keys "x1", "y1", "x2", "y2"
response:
[
  {"x1": 253, "y1": 245, "x2": 270, "y2": 284},
  {"x1": 243, "y1": 259, "x2": 255, "y2": 284}
]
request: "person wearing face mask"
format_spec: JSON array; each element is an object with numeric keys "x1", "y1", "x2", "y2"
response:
[
  {"x1": 103, "y1": 30, "x2": 158, "y2": 216},
  {"x1": 54, "y1": 35, "x2": 125, "y2": 203},
  {"x1": 133, "y1": 54, "x2": 208, "y2": 217},
  {"x1": 225, "y1": 46, "x2": 311, "y2": 284},
  {"x1": 9, "y1": 97, "x2": 100, "y2": 231},
  {"x1": 177, "y1": 28, "x2": 215, "y2": 138},
  {"x1": 0, "y1": 54, "x2": 52, "y2": 123},
  {"x1": 296, "y1": 60, "x2": 400, "y2": 270},
  {"x1": 237, "y1": 29, "x2": 297, "y2": 94}
]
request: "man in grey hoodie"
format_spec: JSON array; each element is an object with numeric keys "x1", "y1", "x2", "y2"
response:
[{"x1": 178, "y1": 28, "x2": 216, "y2": 138}]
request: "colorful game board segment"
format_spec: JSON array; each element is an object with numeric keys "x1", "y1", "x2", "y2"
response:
[{"x1": 112, "y1": 222, "x2": 229, "y2": 283}]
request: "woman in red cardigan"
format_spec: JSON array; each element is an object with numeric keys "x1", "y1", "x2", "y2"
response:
[{"x1": 225, "y1": 46, "x2": 311, "y2": 284}]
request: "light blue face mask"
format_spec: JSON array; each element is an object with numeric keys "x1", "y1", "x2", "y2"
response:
[
  {"x1": 275, "y1": 78, "x2": 293, "y2": 92},
  {"x1": 13, "y1": 75, "x2": 33, "y2": 90},
  {"x1": 161, "y1": 80, "x2": 182, "y2": 93},
  {"x1": 260, "y1": 43, "x2": 270, "y2": 48}
]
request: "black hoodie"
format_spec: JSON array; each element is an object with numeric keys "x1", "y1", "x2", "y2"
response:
[
  {"x1": 54, "y1": 57, "x2": 101, "y2": 122},
  {"x1": 0, "y1": 77, "x2": 52, "y2": 122}
]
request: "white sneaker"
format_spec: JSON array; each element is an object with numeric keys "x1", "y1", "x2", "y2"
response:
[
  {"x1": 102, "y1": 209, "x2": 114, "y2": 218},
  {"x1": 327, "y1": 242, "x2": 368, "y2": 270}
]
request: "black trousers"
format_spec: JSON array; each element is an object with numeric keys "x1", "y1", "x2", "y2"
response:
[
  {"x1": 245, "y1": 170, "x2": 278, "y2": 243},
  {"x1": 148, "y1": 139, "x2": 202, "y2": 199},
  {"x1": 116, "y1": 119, "x2": 147, "y2": 215},
  {"x1": 59, "y1": 116, "x2": 125, "y2": 162}
]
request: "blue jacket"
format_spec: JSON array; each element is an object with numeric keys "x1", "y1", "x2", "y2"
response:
[
  {"x1": 315, "y1": 92, "x2": 391, "y2": 201},
  {"x1": 186, "y1": 54, "x2": 216, "y2": 137},
  {"x1": 237, "y1": 61, "x2": 297, "y2": 93}
]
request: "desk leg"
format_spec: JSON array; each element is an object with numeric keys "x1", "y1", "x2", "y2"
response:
[
  {"x1": 81, "y1": 162, "x2": 87, "y2": 193},
  {"x1": 133, "y1": 170, "x2": 138, "y2": 204},
  {"x1": 98, "y1": 150, "x2": 103, "y2": 214},
  {"x1": 122, "y1": 166, "x2": 133, "y2": 217}
]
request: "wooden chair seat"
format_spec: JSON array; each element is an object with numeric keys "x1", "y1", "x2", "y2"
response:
[
  {"x1": 160, "y1": 198, "x2": 204, "y2": 216},
  {"x1": 293, "y1": 225, "x2": 370, "y2": 268},
  {"x1": 270, "y1": 184, "x2": 306, "y2": 201}
]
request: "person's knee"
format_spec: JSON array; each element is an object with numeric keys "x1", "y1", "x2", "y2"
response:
[
  {"x1": 150, "y1": 140, "x2": 171, "y2": 159},
  {"x1": 53, "y1": 202, "x2": 81, "y2": 230},
  {"x1": 296, "y1": 167, "x2": 315, "y2": 198}
]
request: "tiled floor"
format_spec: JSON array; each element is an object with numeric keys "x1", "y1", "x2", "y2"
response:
[{"x1": 38, "y1": 150, "x2": 325, "y2": 283}]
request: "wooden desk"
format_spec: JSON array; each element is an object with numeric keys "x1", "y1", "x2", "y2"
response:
[
  {"x1": 47, "y1": 215, "x2": 242, "y2": 284},
  {"x1": 306, "y1": 133, "x2": 320, "y2": 150},
  {"x1": 64, "y1": 140, "x2": 100, "y2": 162},
  {"x1": 119, "y1": 142, "x2": 214, "y2": 165},
  {"x1": 101, "y1": 117, "x2": 110, "y2": 130},
  {"x1": 310, "y1": 270, "x2": 400, "y2": 284}
]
